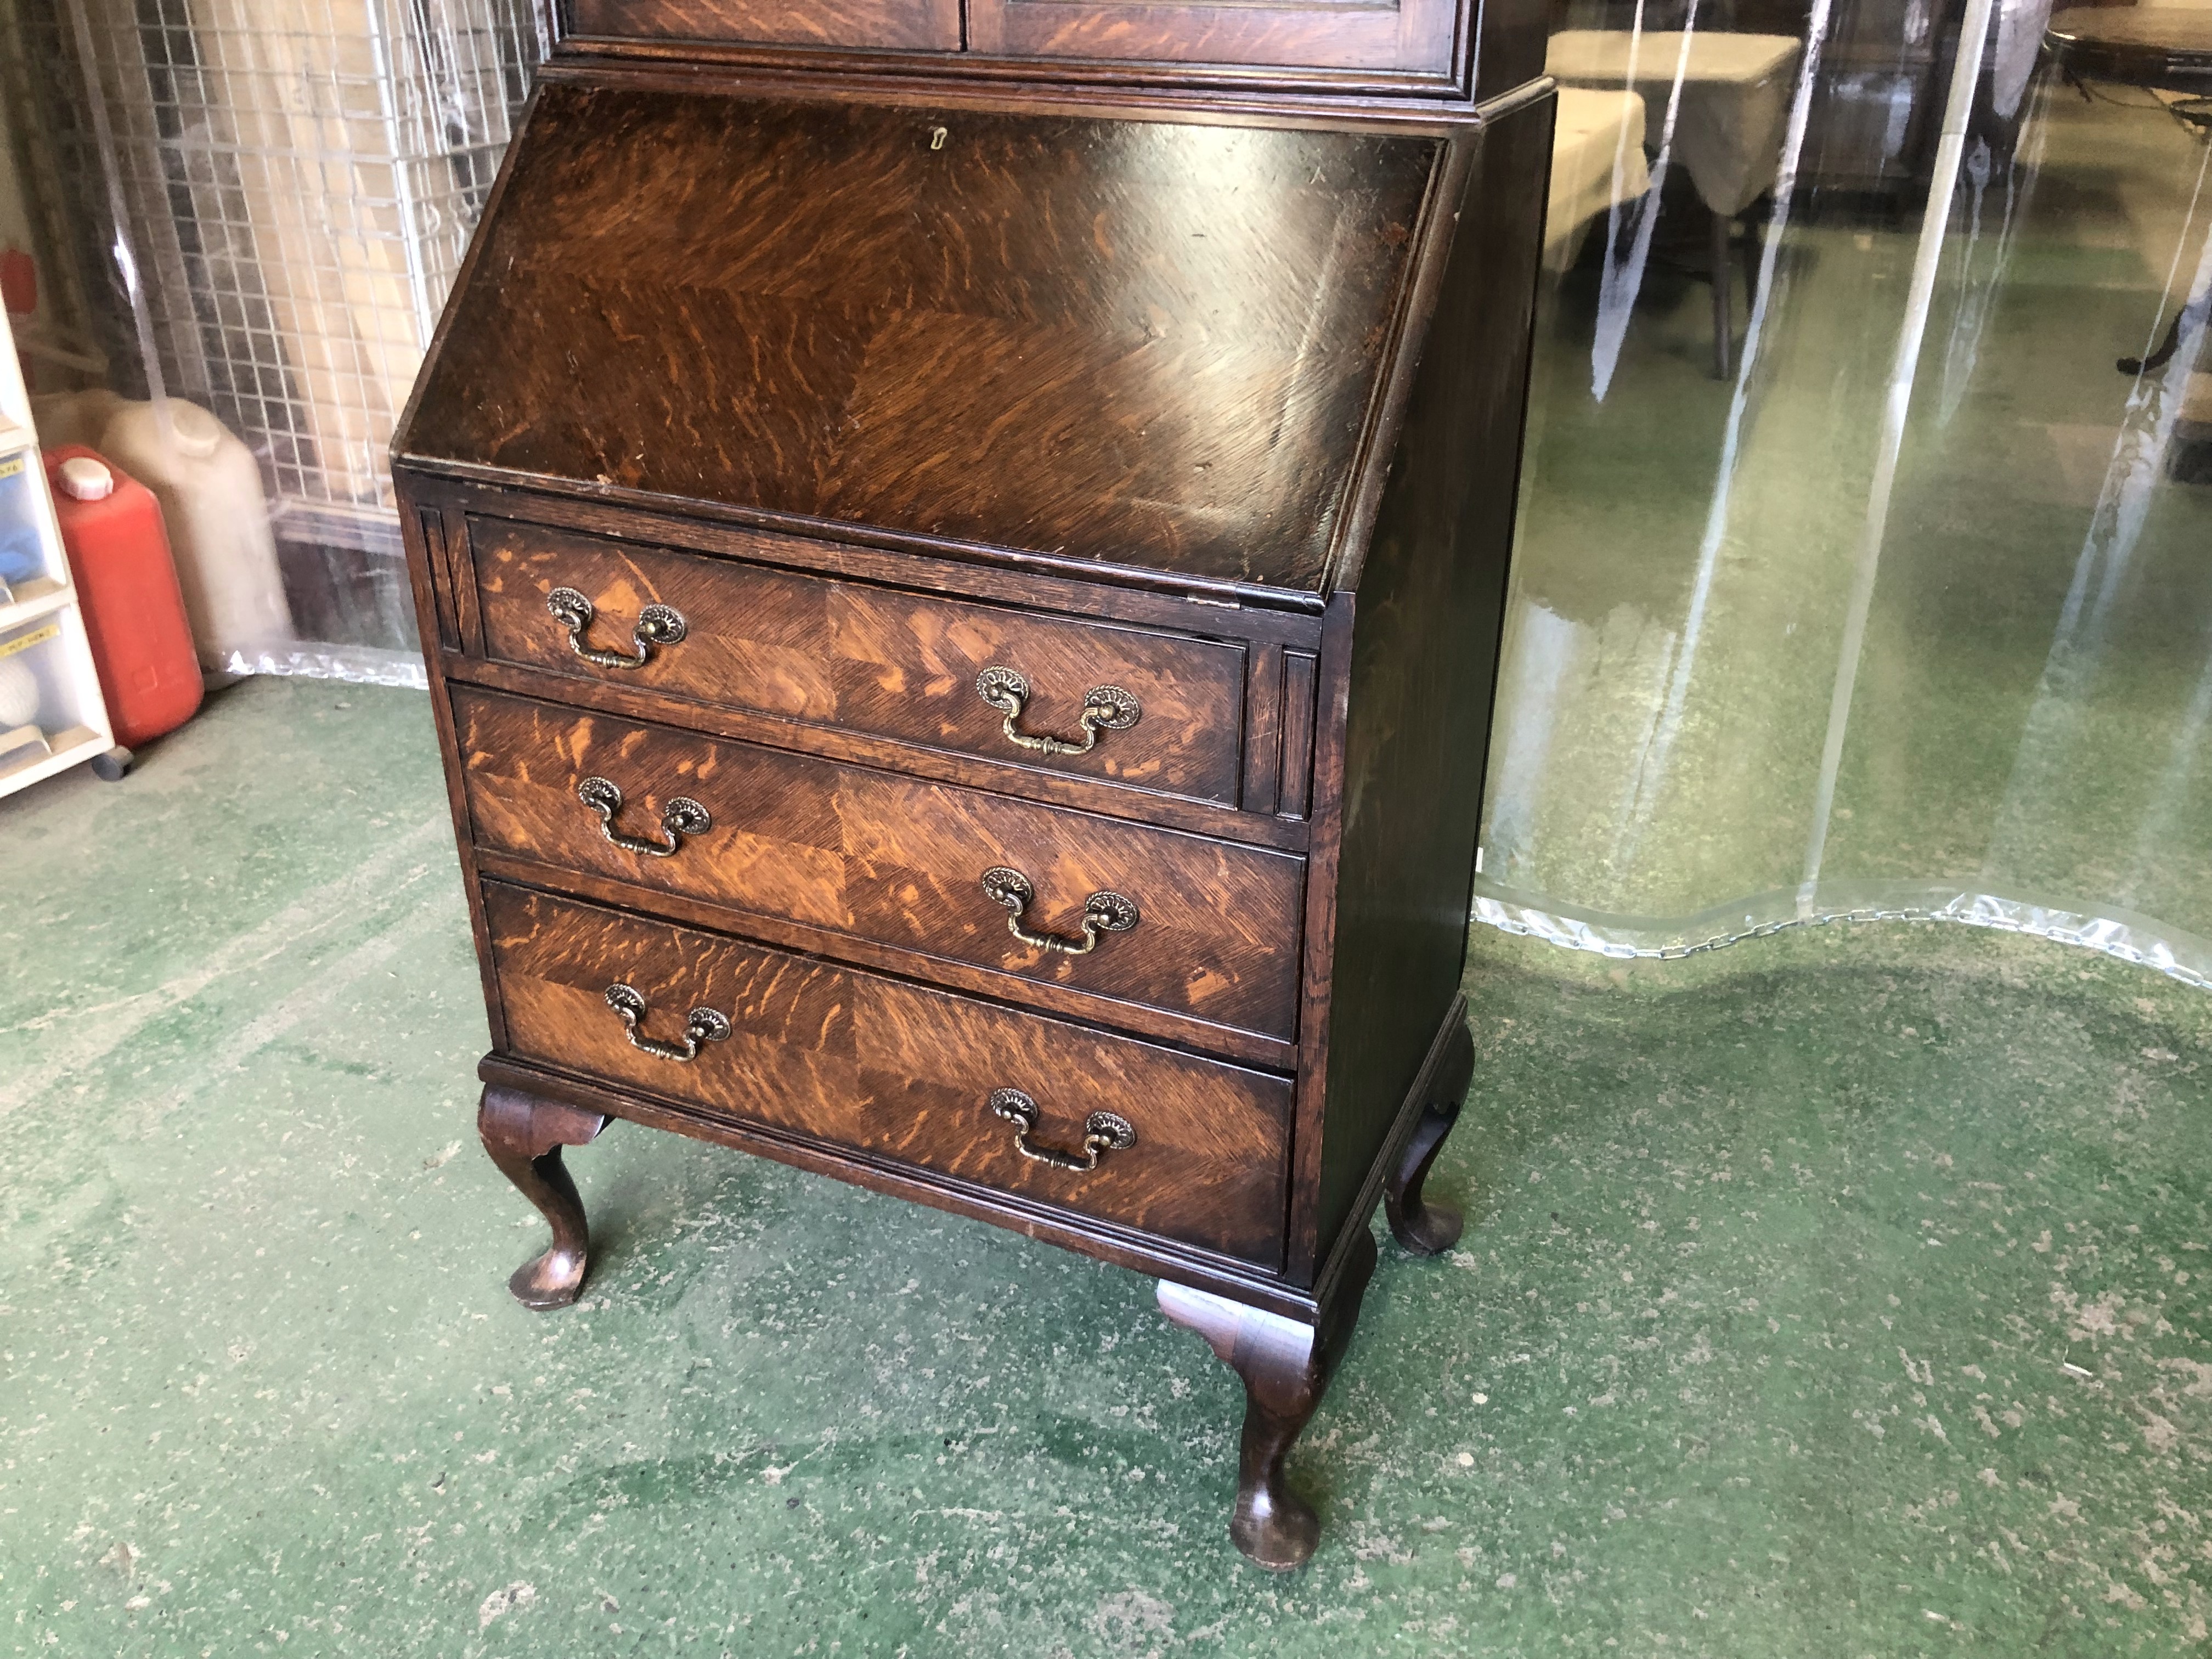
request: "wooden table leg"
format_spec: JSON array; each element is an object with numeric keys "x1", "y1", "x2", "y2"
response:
[
  {"x1": 1385, "y1": 1017, "x2": 1475, "y2": 1255},
  {"x1": 1157, "y1": 1230, "x2": 1379, "y2": 1570},
  {"x1": 477, "y1": 1084, "x2": 609, "y2": 1311},
  {"x1": 1711, "y1": 204, "x2": 1736, "y2": 381}
]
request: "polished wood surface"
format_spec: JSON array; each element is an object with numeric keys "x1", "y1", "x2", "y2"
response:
[
  {"x1": 569, "y1": 0, "x2": 961, "y2": 49},
  {"x1": 1382, "y1": 1017, "x2": 1471, "y2": 1253},
  {"x1": 1304, "y1": 97, "x2": 1546, "y2": 1271},
  {"x1": 545, "y1": 0, "x2": 1559, "y2": 99},
  {"x1": 399, "y1": 85, "x2": 1441, "y2": 594},
  {"x1": 397, "y1": 41, "x2": 1551, "y2": 1565},
  {"x1": 469, "y1": 516, "x2": 1254, "y2": 805},
  {"x1": 478, "y1": 1085, "x2": 609, "y2": 1308},
  {"x1": 569, "y1": 0, "x2": 1455, "y2": 75},
  {"x1": 456, "y1": 687, "x2": 1307, "y2": 1040},
  {"x1": 967, "y1": 0, "x2": 1455, "y2": 76},
  {"x1": 1157, "y1": 1226, "x2": 1376, "y2": 1568},
  {"x1": 486, "y1": 883, "x2": 1294, "y2": 1265}
]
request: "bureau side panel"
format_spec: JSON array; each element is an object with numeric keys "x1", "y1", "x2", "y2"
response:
[{"x1": 1310, "y1": 95, "x2": 1553, "y2": 1264}]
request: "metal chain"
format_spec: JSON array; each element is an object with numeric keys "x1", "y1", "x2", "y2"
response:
[{"x1": 1480, "y1": 903, "x2": 2212, "y2": 993}]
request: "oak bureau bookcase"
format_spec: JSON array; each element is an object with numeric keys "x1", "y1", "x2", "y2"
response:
[{"x1": 392, "y1": 0, "x2": 1553, "y2": 1568}]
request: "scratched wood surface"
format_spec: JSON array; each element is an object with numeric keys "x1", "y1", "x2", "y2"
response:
[
  {"x1": 399, "y1": 85, "x2": 1440, "y2": 593},
  {"x1": 455, "y1": 687, "x2": 1307, "y2": 1041},
  {"x1": 469, "y1": 516, "x2": 1250, "y2": 804},
  {"x1": 568, "y1": 0, "x2": 961, "y2": 48},
  {"x1": 486, "y1": 882, "x2": 1292, "y2": 1265}
]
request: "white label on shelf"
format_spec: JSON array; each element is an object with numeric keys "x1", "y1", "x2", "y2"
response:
[{"x1": 0, "y1": 621, "x2": 60, "y2": 659}]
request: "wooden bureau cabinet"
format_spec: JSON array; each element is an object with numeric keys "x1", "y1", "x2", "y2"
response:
[
  {"x1": 394, "y1": 3, "x2": 1551, "y2": 1567},
  {"x1": 561, "y1": 0, "x2": 1548, "y2": 90}
]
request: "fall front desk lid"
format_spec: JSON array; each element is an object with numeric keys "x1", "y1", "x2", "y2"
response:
[{"x1": 398, "y1": 83, "x2": 1442, "y2": 596}]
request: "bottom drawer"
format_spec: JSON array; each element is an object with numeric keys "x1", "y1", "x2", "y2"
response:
[{"x1": 484, "y1": 883, "x2": 1291, "y2": 1268}]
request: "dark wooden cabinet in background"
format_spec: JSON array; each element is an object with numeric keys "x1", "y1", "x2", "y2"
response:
[{"x1": 394, "y1": 0, "x2": 1551, "y2": 1568}]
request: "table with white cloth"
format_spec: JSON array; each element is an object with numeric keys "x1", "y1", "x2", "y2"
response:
[
  {"x1": 1545, "y1": 30, "x2": 1802, "y2": 375},
  {"x1": 2047, "y1": 4, "x2": 2212, "y2": 486},
  {"x1": 1545, "y1": 87, "x2": 1652, "y2": 273}
]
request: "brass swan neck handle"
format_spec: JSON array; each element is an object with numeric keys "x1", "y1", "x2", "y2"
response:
[
  {"x1": 975, "y1": 668, "x2": 1139, "y2": 757},
  {"x1": 988, "y1": 1088, "x2": 1136, "y2": 1173},
  {"x1": 979, "y1": 866, "x2": 1138, "y2": 956},
  {"x1": 546, "y1": 586, "x2": 687, "y2": 670},
  {"x1": 576, "y1": 775, "x2": 709, "y2": 857},
  {"x1": 604, "y1": 984, "x2": 729, "y2": 1062}
]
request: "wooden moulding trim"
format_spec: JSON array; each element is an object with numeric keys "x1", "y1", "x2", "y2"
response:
[
  {"x1": 531, "y1": 55, "x2": 1485, "y2": 137},
  {"x1": 1309, "y1": 990, "x2": 1469, "y2": 1309},
  {"x1": 1472, "y1": 72, "x2": 1556, "y2": 121},
  {"x1": 441, "y1": 504, "x2": 488, "y2": 655},
  {"x1": 1279, "y1": 594, "x2": 1355, "y2": 1283},
  {"x1": 419, "y1": 508, "x2": 460, "y2": 651},
  {"x1": 444, "y1": 652, "x2": 1314, "y2": 855},
  {"x1": 396, "y1": 454, "x2": 1335, "y2": 617},
  {"x1": 472, "y1": 849, "x2": 1303, "y2": 1073},
  {"x1": 428, "y1": 477, "x2": 1328, "y2": 650},
  {"x1": 393, "y1": 500, "x2": 509, "y2": 1052},
  {"x1": 542, "y1": 33, "x2": 1471, "y2": 104},
  {"x1": 477, "y1": 1052, "x2": 1323, "y2": 1318},
  {"x1": 1238, "y1": 642, "x2": 1286, "y2": 816}
]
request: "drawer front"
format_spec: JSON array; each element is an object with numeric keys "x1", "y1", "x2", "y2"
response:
[
  {"x1": 486, "y1": 883, "x2": 1291, "y2": 1267},
  {"x1": 456, "y1": 687, "x2": 1305, "y2": 1043},
  {"x1": 469, "y1": 518, "x2": 1248, "y2": 805}
]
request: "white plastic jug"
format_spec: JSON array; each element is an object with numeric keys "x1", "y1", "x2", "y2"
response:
[
  {"x1": 29, "y1": 388, "x2": 127, "y2": 449},
  {"x1": 99, "y1": 398, "x2": 291, "y2": 672}
]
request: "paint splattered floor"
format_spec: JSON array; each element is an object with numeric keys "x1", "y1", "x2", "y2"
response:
[{"x1": 2, "y1": 678, "x2": 2204, "y2": 1656}]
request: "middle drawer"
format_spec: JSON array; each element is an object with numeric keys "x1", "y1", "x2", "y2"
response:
[{"x1": 454, "y1": 687, "x2": 1306, "y2": 1046}]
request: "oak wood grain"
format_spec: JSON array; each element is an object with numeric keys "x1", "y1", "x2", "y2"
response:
[
  {"x1": 470, "y1": 517, "x2": 1251, "y2": 804},
  {"x1": 473, "y1": 847, "x2": 1297, "y2": 1069},
  {"x1": 392, "y1": 40, "x2": 1555, "y2": 1571},
  {"x1": 969, "y1": 0, "x2": 1458, "y2": 80},
  {"x1": 537, "y1": 27, "x2": 1482, "y2": 98},
  {"x1": 397, "y1": 84, "x2": 1440, "y2": 594},
  {"x1": 568, "y1": 0, "x2": 960, "y2": 49},
  {"x1": 485, "y1": 882, "x2": 1293, "y2": 1265},
  {"x1": 454, "y1": 687, "x2": 1308, "y2": 1041},
  {"x1": 437, "y1": 482, "x2": 1330, "y2": 642},
  {"x1": 447, "y1": 648, "x2": 1313, "y2": 854}
]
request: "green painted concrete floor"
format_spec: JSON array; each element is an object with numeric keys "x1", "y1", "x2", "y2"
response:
[{"x1": 3, "y1": 676, "x2": 2207, "y2": 1656}]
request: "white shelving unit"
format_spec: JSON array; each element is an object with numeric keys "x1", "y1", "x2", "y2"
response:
[{"x1": 0, "y1": 320, "x2": 119, "y2": 797}]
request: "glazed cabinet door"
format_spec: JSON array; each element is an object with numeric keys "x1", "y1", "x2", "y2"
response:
[
  {"x1": 966, "y1": 0, "x2": 1459, "y2": 76},
  {"x1": 564, "y1": 0, "x2": 961, "y2": 49}
]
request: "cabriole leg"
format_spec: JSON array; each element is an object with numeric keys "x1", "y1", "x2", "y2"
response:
[
  {"x1": 1158, "y1": 1231, "x2": 1378, "y2": 1570},
  {"x1": 477, "y1": 1084, "x2": 608, "y2": 1311},
  {"x1": 1385, "y1": 1018, "x2": 1475, "y2": 1255}
]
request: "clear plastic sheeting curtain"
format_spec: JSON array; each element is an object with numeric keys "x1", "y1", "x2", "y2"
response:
[{"x1": 1480, "y1": 0, "x2": 2212, "y2": 989}]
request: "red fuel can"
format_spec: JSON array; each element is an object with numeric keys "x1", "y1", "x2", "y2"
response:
[{"x1": 46, "y1": 445, "x2": 202, "y2": 749}]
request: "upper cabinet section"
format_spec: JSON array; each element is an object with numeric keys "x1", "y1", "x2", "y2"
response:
[
  {"x1": 968, "y1": 0, "x2": 1456, "y2": 78},
  {"x1": 397, "y1": 86, "x2": 1443, "y2": 595},
  {"x1": 567, "y1": 0, "x2": 960, "y2": 50},
  {"x1": 554, "y1": 0, "x2": 1483, "y2": 84}
]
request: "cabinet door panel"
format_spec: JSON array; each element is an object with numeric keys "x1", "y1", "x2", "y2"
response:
[
  {"x1": 566, "y1": 0, "x2": 960, "y2": 49},
  {"x1": 967, "y1": 0, "x2": 1458, "y2": 76}
]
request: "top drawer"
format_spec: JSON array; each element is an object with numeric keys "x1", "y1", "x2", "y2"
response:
[{"x1": 466, "y1": 517, "x2": 1249, "y2": 806}]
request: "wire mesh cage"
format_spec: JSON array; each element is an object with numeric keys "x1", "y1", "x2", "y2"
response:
[
  {"x1": 88, "y1": 0, "x2": 541, "y2": 520},
  {"x1": 8, "y1": 0, "x2": 542, "y2": 666}
]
